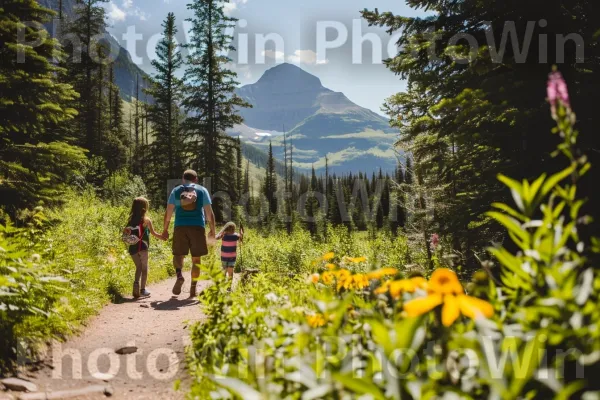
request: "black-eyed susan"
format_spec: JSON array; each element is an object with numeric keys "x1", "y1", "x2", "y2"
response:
[
  {"x1": 403, "y1": 268, "x2": 494, "y2": 327},
  {"x1": 322, "y1": 252, "x2": 335, "y2": 261},
  {"x1": 321, "y1": 271, "x2": 334, "y2": 285},
  {"x1": 374, "y1": 276, "x2": 427, "y2": 298},
  {"x1": 366, "y1": 268, "x2": 398, "y2": 280},
  {"x1": 351, "y1": 273, "x2": 370, "y2": 290},
  {"x1": 325, "y1": 263, "x2": 337, "y2": 270},
  {"x1": 306, "y1": 313, "x2": 327, "y2": 328}
]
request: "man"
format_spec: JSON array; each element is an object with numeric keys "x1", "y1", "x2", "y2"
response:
[{"x1": 162, "y1": 170, "x2": 215, "y2": 297}]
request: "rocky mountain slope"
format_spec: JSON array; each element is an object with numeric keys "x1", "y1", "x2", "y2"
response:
[
  {"x1": 228, "y1": 63, "x2": 400, "y2": 173},
  {"x1": 38, "y1": 0, "x2": 149, "y2": 100}
]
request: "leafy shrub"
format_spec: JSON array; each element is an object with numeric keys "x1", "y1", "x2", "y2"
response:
[
  {"x1": 188, "y1": 71, "x2": 600, "y2": 399},
  {"x1": 101, "y1": 169, "x2": 148, "y2": 204},
  {"x1": 0, "y1": 218, "x2": 67, "y2": 372},
  {"x1": 1, "y1": 190, "x2": 173, "y2": 373}
]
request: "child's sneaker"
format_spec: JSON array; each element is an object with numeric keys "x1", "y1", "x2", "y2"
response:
[
  {"x1": 141, "y1": 289, "x2": 151, "y2": 297},
  {"x1": 133, "y1": 282, "x2": 140, "y2": 298},
  {"x1": 172, "y1": 277, "x2": 185, "y2": 295}
]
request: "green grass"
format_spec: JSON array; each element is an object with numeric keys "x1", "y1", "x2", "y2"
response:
[{"x1": 14, "y1": 192, "x2": 178, "y2": 350}]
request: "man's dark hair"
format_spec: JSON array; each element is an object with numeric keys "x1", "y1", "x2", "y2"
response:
[{"x1": 183, "y1": 169, "x2": 198, "y2": 182}]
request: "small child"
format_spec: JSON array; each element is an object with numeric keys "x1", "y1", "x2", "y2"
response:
[
  {"x1": 215, "y1": 222, "x2": 243, "y2": 284},
  {"x1": 122, "y1": 197, "x2": 165, "y2": 299}
]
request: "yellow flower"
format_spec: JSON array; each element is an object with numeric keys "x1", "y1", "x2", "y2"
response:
[
  {"x1": 374, "y1": 276, "x2": 426, "y2": 298},
  {"x1": 325, "y1": 263, "x2": 337, "y2": 270},
  {"x1": 336, "y1": 269, "x2": 351, "y2": 279},
  {"x1": 410, "y1": 276, "x2": 428, "y2": 289},
  {"x1": 374, "y1": 280, "x2": 391, "y2": 295},
  {"x1": 321, "y1": 271, "x2": 334, "y2": 285},
  {"x1": 351, "y1": 274, "x2": 370, "y2": 290},
  {"x1": 403, "y1": 268, "x2": 494, "y2": 326},
  {"x1": 389, "y1": 279, "x2": 418, "y2": 297},
  {"x1": 427, "y1": 268, "x2": 463, "y2": 295},
  {"x1": 345, "y1": 256, "x2": 367, "y2": 263},
  {"x1": 367, "y1": 268, "x2": 398, "y2": 280},
  {"x1": 334, "y1": 269, "x2": 353, "y2": 291},
  {"x1": 306, "y1": 313, "x2": 326, "y2": 328},
  {"x1": 322, "y1": 252, "x2": 335, "y2": 261}
]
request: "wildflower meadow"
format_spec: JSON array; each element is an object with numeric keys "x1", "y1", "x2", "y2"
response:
[{"x1": 186, "y1": 71, "x2": 600, "y2": 399}]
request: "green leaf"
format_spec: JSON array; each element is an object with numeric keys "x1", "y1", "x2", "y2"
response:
[
  {"x1": 208, "y1": 375, "x2": 263, "y2": 400},
  {"x1": 528, "y1": 174, "x2": 546, "y2": 204},
  {"x1": 333, "y1": 373, "x2": 386, "y2": 400},
  {"x1": 488, "y1": 247, "x2": 532, "y2": 283},
  {"x1": 369, "y1": 319, "x2": 393, "y2": 355},
  {"x1": 486, "y1": 212, "x2": 529, "y2": 244},
  {"x1": 555, "y1": 381, "x2": 586, "y2": 400},
  {"x1": 498, "y1": 174, "x2": 525, "y2": 212},
  {"x1": 541, "y1": 164, "x2": 576, "y2": 198},
  {"x1": 491, "y1": 202, "x2": 528, "y2": 222},
  {"x1": 509, "y1": 332, "x2": 546, "y2": 397}
]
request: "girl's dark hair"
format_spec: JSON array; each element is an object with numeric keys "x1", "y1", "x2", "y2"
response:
[{"x1": 128, "y1": 197, "x2": 150, "y2": 226}]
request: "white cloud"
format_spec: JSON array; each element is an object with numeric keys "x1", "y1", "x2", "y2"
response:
[
  {"x1": 105, "y1": 0, "x2": 148, "y2": 23},
  {"x1": 223, "y1": 2, "x2": 237, "y2": 14},
  {"x1": 223, "y1": 0, "x2": 249, "y2": 15},
  {"x1": 262, "y1": 50, "x2": 285, "y2": 63},
  {"x1": 287, "y1": 50, "x2": 329, "y2": 65},
  {"x1": 107, "y1": 2, "x2": 126, "y2": 22}
]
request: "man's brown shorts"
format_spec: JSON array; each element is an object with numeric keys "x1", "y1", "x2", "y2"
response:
[{"x1": 172, "y1": 226, "x2": 208, "y2": 257}]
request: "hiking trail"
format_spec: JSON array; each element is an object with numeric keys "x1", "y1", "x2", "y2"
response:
[{"x1": 14, "y1": 279, "x2": 210, "y2": 400}]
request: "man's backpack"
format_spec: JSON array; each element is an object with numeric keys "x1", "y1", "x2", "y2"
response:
[{"x1": 180, "y1": 185, "x2": 198, "y2": 211}]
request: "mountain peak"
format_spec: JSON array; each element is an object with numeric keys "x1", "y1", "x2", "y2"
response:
[{"x1": 257, "y1": 63, "x2": 323, "y2": 89}]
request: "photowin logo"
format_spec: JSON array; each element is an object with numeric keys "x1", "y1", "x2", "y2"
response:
[{"x1": 16, "y1": 18, "x2": 585, "y2": 66}]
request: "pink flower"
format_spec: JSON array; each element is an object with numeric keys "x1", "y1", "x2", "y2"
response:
[
  {"x1": 547, "y1": 71, "x2": 570, "y2": 115},
  {"x1": 430, "y1": 233, "x2": 440, "y2": 250}
]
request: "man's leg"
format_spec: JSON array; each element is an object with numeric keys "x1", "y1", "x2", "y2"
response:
[
  {"x1": 189, "y1": 226, "x2": 208, "y2": 298},
  {"x1": 172, "y1": 226, "x2": 188, "y2": 296},
  {"x1": 172, "y1": 255, "x2": 185, "y2": 295},
  {"x1": 190, "y1": 256, "x2": 201, "y2": 298}
]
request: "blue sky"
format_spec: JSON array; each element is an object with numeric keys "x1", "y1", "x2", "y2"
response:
[{"x1": 104, "y1": 0, "x2": 427, "y2": 115}]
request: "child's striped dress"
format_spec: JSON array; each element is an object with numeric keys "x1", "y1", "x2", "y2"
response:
[{"x1": 221, "y1": 233, "x2": 240, "y2": 267}]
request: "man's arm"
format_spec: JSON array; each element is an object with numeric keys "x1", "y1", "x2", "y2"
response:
[
  {"x1": 163, "y1": 204, "x2": 175, "y2": 239},
  {"x1": 204, "y1": 204, "x2": 216, "y2": 237}
]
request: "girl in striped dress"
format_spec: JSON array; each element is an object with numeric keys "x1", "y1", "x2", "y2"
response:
[{"x1": 216, "y1": 222, "x2": 244, "y2": 285}]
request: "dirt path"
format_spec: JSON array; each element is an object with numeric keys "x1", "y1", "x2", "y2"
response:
[{"x1": 17, "y1": 279, "x2": 209, "y2": 400}]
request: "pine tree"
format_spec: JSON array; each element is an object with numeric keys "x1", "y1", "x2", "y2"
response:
[
  {"x1": 363, "y1": 0, "x2": 600, "y2": 264},
  {"x1": 263, "y1": 141, "x2": 277, "y2": 215},
  {"x1": 183, "y1": 0, "x2": 251, "y2": 200},
  {"x1": 236, "y1": 137, "x2": 243, "y2": 200},
  {"x1": 243, "y1": 159, "x2": 250, "y2": 195},
  {"x1": 103, "y1": 64, "x2": 127, "y2": 175},
  {"x1": 0, "y1": 0, "x2": 86, "y2": 211},
  {"x1": 145, "y1": 12, "x2": 185, "y2": 200},
  {"x1": 63, "y1": 0, "x2": 109, "y2": 154},
  {"x1": 133, "y1": 75, "x2": 141, "y2": 174},
  {"x1": 390, "y1": 160, "x2": 406, "y2": 235}
]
